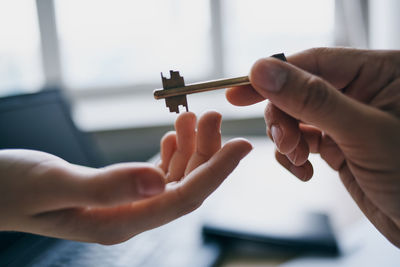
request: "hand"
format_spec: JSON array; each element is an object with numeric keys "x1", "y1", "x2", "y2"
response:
[
  {"x1": 226, "y1": 48, "x2": 400, "y2": 247},
  {"x1": 0, "y1": 111, "x2": 251, "y2": 244}
]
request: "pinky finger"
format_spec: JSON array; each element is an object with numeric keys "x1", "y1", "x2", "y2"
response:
[
  {"x1": 275, "y1": 150, "x2": 313, "y2": 181},
  {"x1": 159, "y1": 131, "x2": 177, "y2": 173}
]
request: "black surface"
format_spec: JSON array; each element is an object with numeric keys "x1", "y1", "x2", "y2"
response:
[
  {"x1": 203, "y1": 212, "x2": 339, "y2": 256},
  {"x1": 0, "y1": 90, "x2": 102, "y2": 167}
]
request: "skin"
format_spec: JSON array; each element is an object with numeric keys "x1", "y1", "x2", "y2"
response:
[
  {"x1": 226, "y1": 48, "x2": 400, "y2": 248},
  {"x1": 0, "y1": 111, "x2": 252, "y2": 245}
]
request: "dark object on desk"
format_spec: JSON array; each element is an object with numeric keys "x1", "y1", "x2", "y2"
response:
[
  {"x1": 154, "y1": 53, "x2": 287, "y2": 113},
  {"x1": 202, "y1": 212, "x2": 339, "y2": 256},
  {"x1": 0, "y1": 90, "x2": 220, "y2": 267},
  {"x1": 0, "y1": 89, "x2": 103, "y2": 167}
]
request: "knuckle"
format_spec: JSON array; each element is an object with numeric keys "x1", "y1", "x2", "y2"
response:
[
  {"x1": 181, "y1": 199, "x2": 202, "y2": 215},
  {"x1": 310, "y1": 47, "x2": 332, "y2": 56},
  {"x1": 89, "y1": 222, "x2": 139, "y2": 245},
  {"x1": 264, "y1": 102, "x2": 275, "y2": 125},
  {"x1": 94, "y1": 232, "x2": 132, "y2": 245},
  {"x1": 307, "y1": 47, "x2": 326, "y2": 55},
  {"x1": 305, "y1": 47, "x2": 329, "y2": 60},
  {"x1": 95, "y1": 236, "x2": 119, "y2": 245},
  {"x1": 195, "y1": 150, "x2": 212, "y2": 163},
  {"x1": 39, "y1": 161, "x2": 69, "y2": 178},
  {"x1": 299, "y1": 75, "x2": 333, "y2": 117},
  {"x1": 174, "y1": 187, "x2": 203, "y2": 217}
]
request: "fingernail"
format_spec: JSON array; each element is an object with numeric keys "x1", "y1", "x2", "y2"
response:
[
  {"x1": 137, "y1": 177, "x2": 164, "y2": 196},
  {"x1": 271, "y1": 125, "x2": 282, "y2": 148},
  {"x1": 251, "y1": 59, "x2": 287, "y2": 92}
]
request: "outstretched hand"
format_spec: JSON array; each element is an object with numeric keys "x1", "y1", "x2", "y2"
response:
[
  {"x1": 226, "y1": 48, "x2": 400, "y2": 247},
  {"x1": 0, "y1": 111, "x2": 251, "y2": 244}
]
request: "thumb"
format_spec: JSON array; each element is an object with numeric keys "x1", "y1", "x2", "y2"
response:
[
  {"x1": 65, "y1": 163, "x2": 166, "y2": 208},
  {"x1": 250, "y1": 57, "x2": 371, "y2": 139},
  {"x1": 25, "y1": 162, "x2": 166, "y2": 213}
]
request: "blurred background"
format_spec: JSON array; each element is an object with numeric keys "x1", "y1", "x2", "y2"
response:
[
  {"x1": 1, "y1": 0, "x2": 399, "y2": 163},
  {"x1": 1, "y1": 1, "x2": 400, "y2": 265}
]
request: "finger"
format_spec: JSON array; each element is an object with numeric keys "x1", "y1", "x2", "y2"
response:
[
  {"x1": 319, "y1": 134, "x2": 345, "y2": 171},
  {"x1": 299, "y1": 124, "x2": 345, "y2": 170},
  {"x1": 226, "y1": 84, "x2": 265, "y2": 106},
  {"x1": 265, "y1": 103, "x2": 300, "y2": 154},
  {"x1": 289, "y1": 48, "x2": 400, "y2": 104},
  {"x1": 28, "y1": 163, "x2": 166, "y2": 213},
  {"x1": 40, "y1": 138, "x2": 253, "y2": 244},
  {"x1": 184, "y1": 111, "x2": 222, "y2": 175},
  {"x1": 112, "y1": 139, "x2": 251, "y2": 238},
  {"x1": 225, "y1": 48, "x2": 368, "y2": 107},
  {"x1": 159, "y1": 131, "x2": 177, "y2": 173},
  {"x1": 285, "y1": 135, "x2": 309, "y2": 166},
  {"x1": 73, "y1": 163, "x2": 166, "y2": 206},
  {"x1": 136, "y1": 139, "x2": 252, "y2": 231},
  {"x1": 249, "y1": 56, "x2": 374, "y2": 142},
  {"x1": 299, "y1": 124, "x2": 322, "y2": 153},
  {"x1": 288, "y1": 47, "x2": 368, "y2": 90},
  {"x1": 175, "y1": 138, "x2": 252, "y2": 209},
  {"x1": 275, "y1": 150, "x2": 313, "y2": 181},
  {"x1": 166, "y1": 112, "x2": 197, "y2": 182}
]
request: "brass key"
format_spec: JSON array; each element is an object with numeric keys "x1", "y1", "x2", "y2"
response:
[{"x1": 154, "y1": 53, "x2": 286, "y2": 113}]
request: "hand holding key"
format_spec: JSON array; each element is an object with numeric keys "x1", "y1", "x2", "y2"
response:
[{"x1": 226, "y1": 47, "x2": 400, "y2": 248}]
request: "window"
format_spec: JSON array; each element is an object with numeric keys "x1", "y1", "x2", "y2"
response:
[
  {"x1": 54, "y1": 0, "x2": 335, "y2": 130},
  {"x1": 221, "y1": 0, "x2": 334, "y2": 76},
  {"x1": 55, "y1": 0, "x2": 212, "y2": 90},
  {"x1": 0, "y1": 0, "x2": 338, "y2": 130},
  {"x1": 55, "y1": 0, "x2": 334, "y2": 90},
  {"x1": 0, "y1": 1, "x2": 43, "y2": 96}
]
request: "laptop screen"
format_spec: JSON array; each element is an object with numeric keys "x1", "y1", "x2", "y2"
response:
[
  {"x1": 0, "y1": 90, "x2": 100, "y2": 166},
  {"x1": 0, "y1": 90, "x2": 101, "y2": 252}
]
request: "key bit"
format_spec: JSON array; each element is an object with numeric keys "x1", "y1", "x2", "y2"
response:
[
  {"x1": 154, "y1": 53, "x2": 287, "y2": 113},
  {"x1": 161, "y1": 71, "x2": 188, "y2": 113}
]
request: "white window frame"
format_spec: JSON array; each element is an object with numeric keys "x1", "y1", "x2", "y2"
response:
[
  {"x1": 35, "y1": 0, "x2": 368, "y2": 100},
  {"x1": 35, "y1": 0, "x2": 226, "y2": 99}
]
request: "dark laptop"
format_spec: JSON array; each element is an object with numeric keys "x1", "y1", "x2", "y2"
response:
[{"x1": 0, "y1": 90, "x2": 220, "y2": 267}]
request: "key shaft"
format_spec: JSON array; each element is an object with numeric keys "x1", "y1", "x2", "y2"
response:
[{"x1": 153, "y1": 76, "x2": 250, "y2": 100}]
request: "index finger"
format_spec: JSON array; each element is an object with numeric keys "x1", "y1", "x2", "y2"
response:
[
  {"x1": 226, "y1": 47, "x2": 370, "y2": 106},
  {"x1": 226, "y1": 84, "x2": 265, "y2": 106},
  {"x1": 64, "y1": 138, "x2": 252, "y2": 244},
  {"x1": 134, "y1": 138, "x2": 252, "y2": 229},
  {"x1": 288, "y1": 47, "x2": 369, "y2": 89}
]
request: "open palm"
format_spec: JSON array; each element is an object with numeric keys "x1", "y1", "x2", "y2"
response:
[{"x1": 0, "y1": 111, "x2": 251, "y2": 244}]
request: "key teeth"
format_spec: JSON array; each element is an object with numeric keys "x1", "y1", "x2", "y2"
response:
[
  {"x1": 167, "y1": 103, "x2": 179, "y2": 113},
  {"x1": 167, "y1": 104, "x2": 187, "y2": 114},
  {"x1": 169, "y1": 70, "x2": 183, "y2": 80},
  {"x1": 161, "y1": 70, "x2": 185, "y2": 89}
]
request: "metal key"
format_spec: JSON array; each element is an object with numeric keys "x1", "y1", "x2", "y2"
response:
[{"x1": 154, "y1": 53, "x2": 287, "y2": 113}]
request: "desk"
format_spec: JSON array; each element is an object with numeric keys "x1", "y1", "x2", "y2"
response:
[{"x1": 198, "y1": 137, "x2": 399, "y2": 266}]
